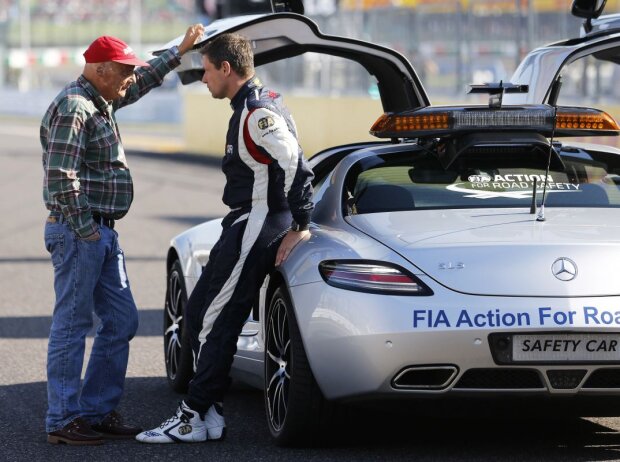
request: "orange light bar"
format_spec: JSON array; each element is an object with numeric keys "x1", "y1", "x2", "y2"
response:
[
  {"x1": 370, "y1": 112, "x2": 450, "y2": 134},
  {"x1": 370, "y1": 106, "x2": 620, "y2": 139},
  {"x1": 555, "y1": 108, "x2": 620, "y2": 131}
]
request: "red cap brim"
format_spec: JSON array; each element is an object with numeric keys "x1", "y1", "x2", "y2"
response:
[{"x1": 112, "y1": 57, "x2": 151, "y2": 67}]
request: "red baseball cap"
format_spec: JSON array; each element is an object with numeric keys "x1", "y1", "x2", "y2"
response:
[{"x1": 83, "y1": 36, "x2": 150, "y2": 67}]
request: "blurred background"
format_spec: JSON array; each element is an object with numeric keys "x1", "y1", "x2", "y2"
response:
[{"x1": 1, "y1": 0, "x2": 619, "y2": 153}]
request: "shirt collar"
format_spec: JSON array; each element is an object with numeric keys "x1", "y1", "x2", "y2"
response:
[
  {"x1": 230, "y1": 76, "x2": 262, "y2": 111},
  {"x1": 78, "y1": 75, "x2": 113, "y2": 115}
]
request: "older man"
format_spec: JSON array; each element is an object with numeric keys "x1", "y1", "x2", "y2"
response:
[{"x1": 42, "y1": 24, "x2": 204, "y2": 445}]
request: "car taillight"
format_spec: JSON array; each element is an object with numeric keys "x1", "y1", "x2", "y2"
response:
[{"x1": 319, "y1": 260, "x2": 432, "y2": 295}]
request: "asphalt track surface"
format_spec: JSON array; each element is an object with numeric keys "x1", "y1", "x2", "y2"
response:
[{"x1": 4, "y1": 117, "x2": 620, "y2": 461}]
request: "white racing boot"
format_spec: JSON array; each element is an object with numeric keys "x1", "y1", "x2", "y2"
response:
[
  {"x1": 204, "y1": 402, "x2": 226, "y2": 441},
  {"x1": 136, "y1": 401, "x2": 206, "y2": 443}
]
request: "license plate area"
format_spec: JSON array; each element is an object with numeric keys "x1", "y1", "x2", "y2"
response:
[{"x1": 489, "y1": 333, "x2": 620, "y2": 365}]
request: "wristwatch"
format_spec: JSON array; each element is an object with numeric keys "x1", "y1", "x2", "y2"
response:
[{"x1": 290, "y1": 220, "x2": 309, "y2": 232}]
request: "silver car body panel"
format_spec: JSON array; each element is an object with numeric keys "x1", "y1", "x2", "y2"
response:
[
  {"x1": 505, "y1": 30, "x2": 620, "y2": 104},
  {"x1": 170, "y1": 218, "x2": 223, "y2": 294},
  {"x1": 583, "y1": 13, "x2": 620, "y2": 36},
  {"x1": 562, "y1": 140, "x2": 620, "y2": 155},
  {"x1": 291, "y1": 283, "x2": 620, "y2": 399},
  {"x1": 347, "y1": 209, "x2": 620, "y2": 297}
]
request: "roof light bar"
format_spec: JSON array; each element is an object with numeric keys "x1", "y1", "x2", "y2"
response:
[
  {"x1": 555, "y1": 107, "x2": 620, "y2": 131},
  {"x1": 453, "y1": 109, "x2": 552, "y2": 128},
  {"x1": 370, "y1": 105, "x2": 620, "y2": 139}
]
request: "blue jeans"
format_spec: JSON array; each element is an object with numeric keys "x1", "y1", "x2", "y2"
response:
[{"x1": 44, "y1": 217, "x2": 138, "y2": 432}]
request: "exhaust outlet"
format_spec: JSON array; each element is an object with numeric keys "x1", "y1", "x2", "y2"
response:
[{"x1": 392, "y1": 365, "x2": 458, "y2": 390}]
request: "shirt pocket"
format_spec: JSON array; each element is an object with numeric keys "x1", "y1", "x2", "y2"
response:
[{"x1": 86, "y1": 118, "x2": 118, "y2": 154}]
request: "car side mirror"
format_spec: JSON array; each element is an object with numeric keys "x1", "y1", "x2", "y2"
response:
[{"x1": 571, "y1": 0, "x2": 606, "y2": 19}]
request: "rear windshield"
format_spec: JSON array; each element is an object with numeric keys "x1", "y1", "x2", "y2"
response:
[{"x1": 345, "y1": 147, "x2": 620, "y2": 214}]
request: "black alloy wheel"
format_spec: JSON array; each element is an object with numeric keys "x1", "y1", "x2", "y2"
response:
[
  {"x1": 164, "y1": 260, "x2": 193, "y2": 393},
  {"x1": 265, "y1": 292, "x2": 291, "y2": 433},
  {"x1": 264, "y1": 286, "x2": 335, "y2": 447}
]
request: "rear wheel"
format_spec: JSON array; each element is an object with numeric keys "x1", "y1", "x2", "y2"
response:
[
  {"x1": 264, "y1": 286, "x2": 334, "y2": 447},
  {"x1": 164, "y1": 260, "x2": 193, "y2": 393}
]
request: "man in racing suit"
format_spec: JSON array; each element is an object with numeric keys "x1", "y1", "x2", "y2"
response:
[{"x1": 137, "y1": 33, "x2": 314, "y2": 443}]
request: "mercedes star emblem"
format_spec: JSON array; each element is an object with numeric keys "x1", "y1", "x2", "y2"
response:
[{"x1": 551, "y1": 257, "x2": 578, "y2": 281}]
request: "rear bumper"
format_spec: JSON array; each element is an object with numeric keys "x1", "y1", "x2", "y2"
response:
[{"x1": 290, "y1": 282, "x2": 620, "y2": 400}]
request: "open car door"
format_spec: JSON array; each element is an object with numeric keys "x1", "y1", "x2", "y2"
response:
[
  {"x1": 152, "y1": 12, "x2": 429, "y2": 113},
  {"x1": 506, "y1": 1, "x2": 620, "y2": 105}
]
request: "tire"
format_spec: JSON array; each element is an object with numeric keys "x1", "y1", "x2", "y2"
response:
[
  {"x1": 164, "y1": 260, "x2": 193, "y2": 393},
  {"x1": 264, "y1": 286, "x2": 335, "y2": 447}
]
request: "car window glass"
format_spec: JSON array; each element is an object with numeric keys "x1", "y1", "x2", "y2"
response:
[
  {"x1": 259, "y1": 52, "x2": 379, "y2": 98},
  {"x1": 258, "y1": 53, "x2": 384, "y2": 156},
  {"x1": 345, "y1": 149, "x2": 620, "y2": 214},
  {"x1": 552, "y1": 50, "x2": 620, "y2": 175},
  {"x1": 556, "y1": 53, "x2": 620, "y2": 123}
]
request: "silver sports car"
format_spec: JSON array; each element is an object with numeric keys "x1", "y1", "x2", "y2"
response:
[{"x1": 158, "y1": 0, "x2": 620, "y2": 446}]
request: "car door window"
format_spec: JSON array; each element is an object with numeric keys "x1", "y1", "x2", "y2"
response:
[{"x1": 556, "y1": 50, "x2": 620, "y2": 122}]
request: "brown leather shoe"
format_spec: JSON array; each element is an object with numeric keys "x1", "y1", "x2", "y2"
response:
[
  {"x1": 47, "y1": 417, "x2": 104, "y2": 446},
  {"x1": 91, "y1": 411, "x2": 142, "y2": 440}
]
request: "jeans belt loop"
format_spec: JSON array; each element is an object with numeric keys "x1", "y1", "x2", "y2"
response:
[
  {"x1": 48, "y1": 211, "x2": 64, "y2": 224},
  {"x1": 93, "y1": 213, "x2": 115, "y2": 229}
]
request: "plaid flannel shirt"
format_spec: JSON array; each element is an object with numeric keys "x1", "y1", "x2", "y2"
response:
[{"x1": 41, "y1": 47, "x2": 181, "y2": 238}]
